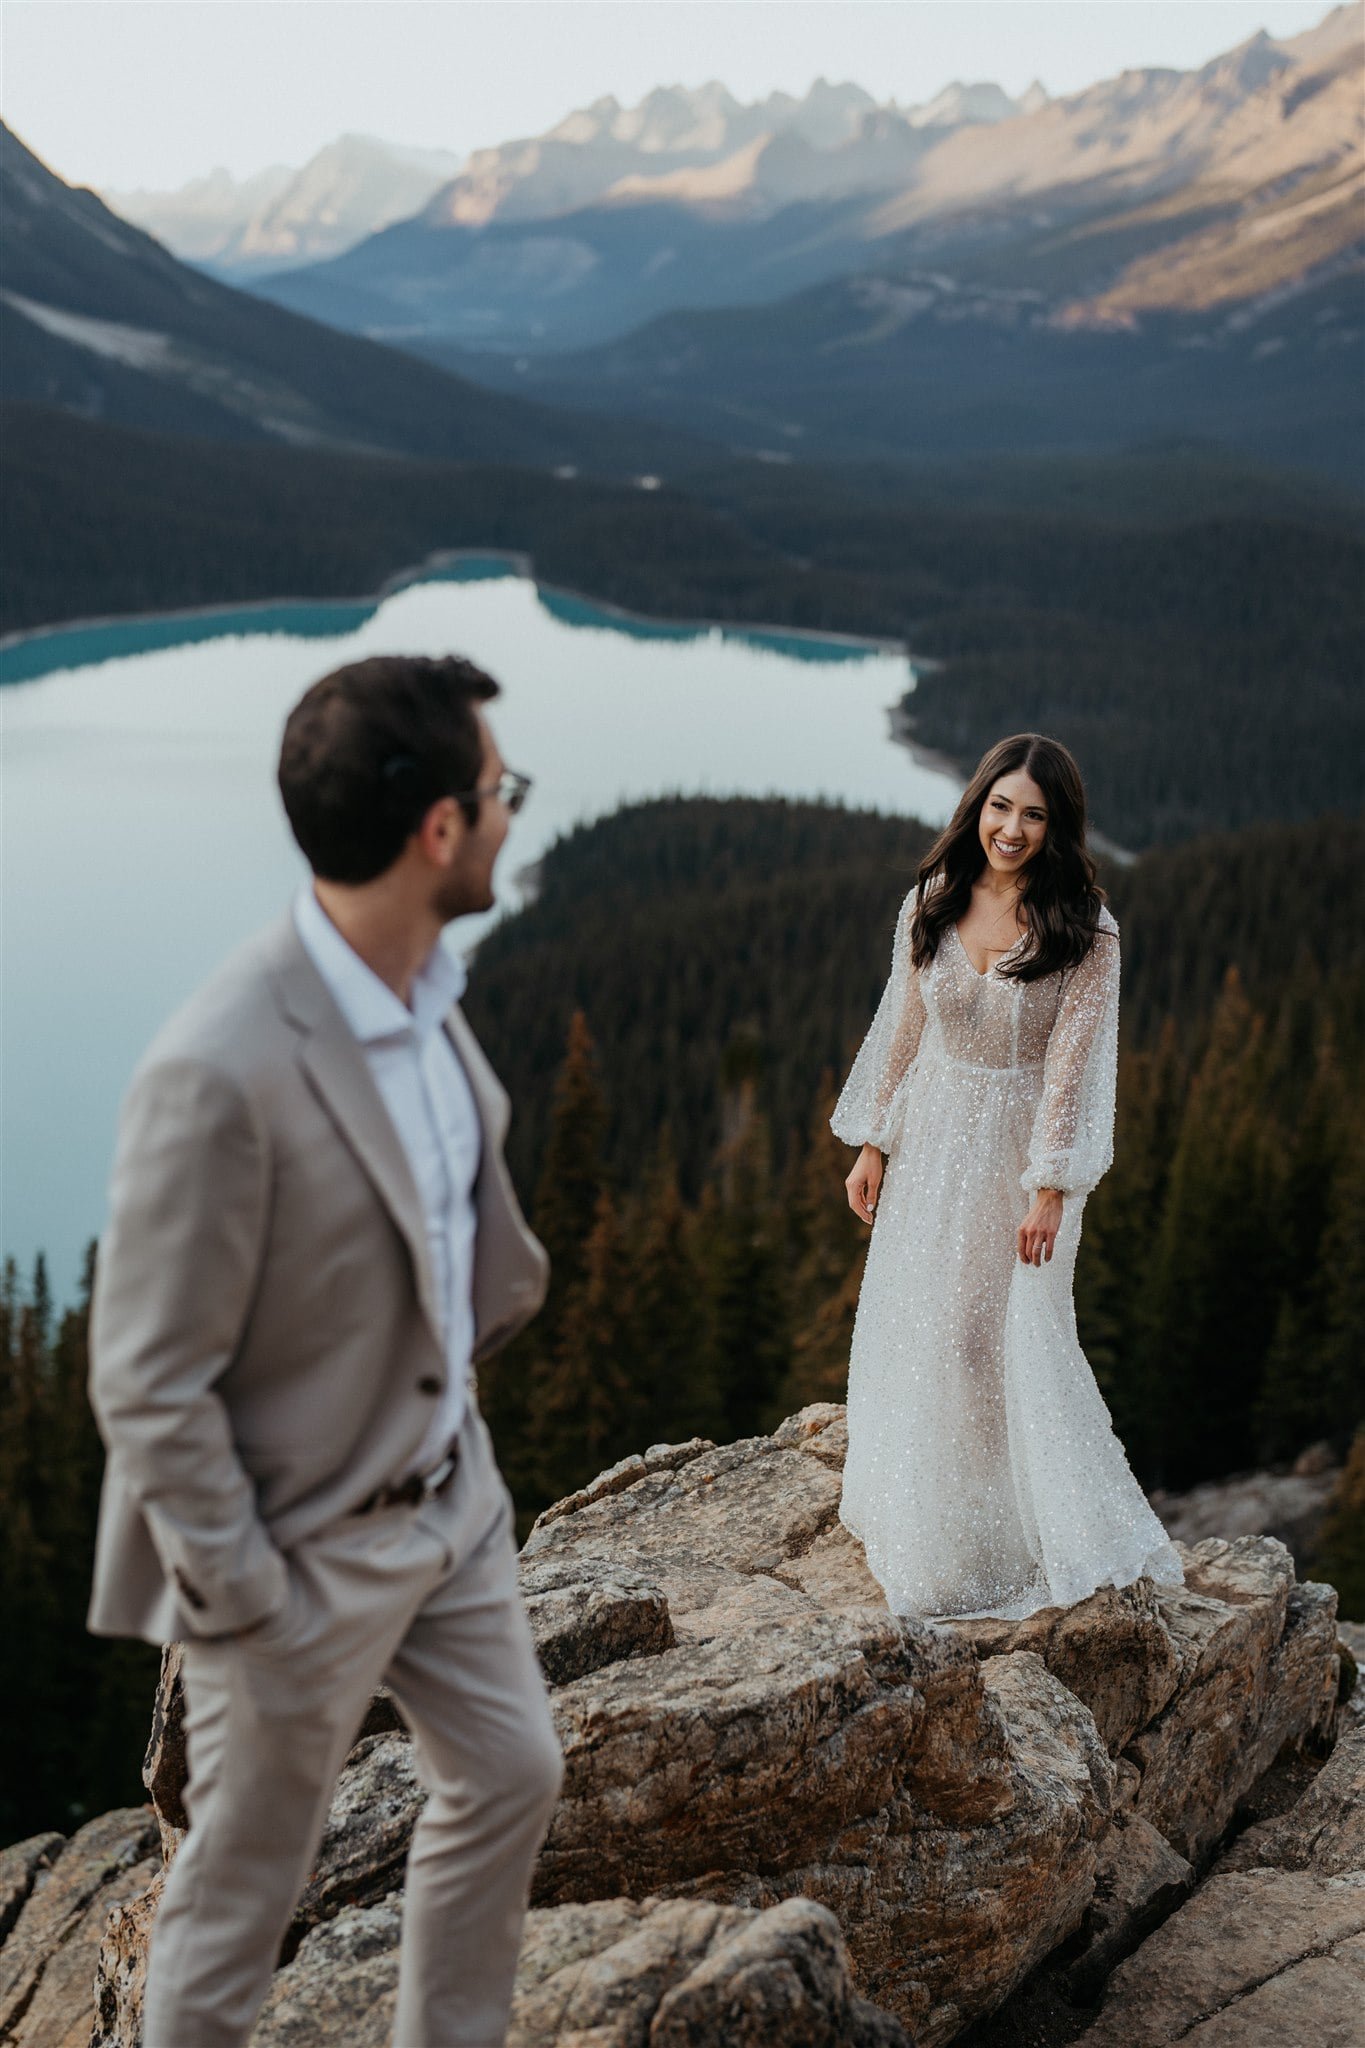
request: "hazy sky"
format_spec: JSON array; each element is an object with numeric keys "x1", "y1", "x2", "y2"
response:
[{"x1": 2, "y1": 1, "x2": 1336, "y2": 192}]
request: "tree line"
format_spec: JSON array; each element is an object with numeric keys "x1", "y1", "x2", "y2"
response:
[
  {"x1": 465, "y1": 797, "x2": 1364, "y2": 1529},
  {"x1": 5, "y1": 401, "x2": 1361, "y2": 850},
  {"x1": 0, "y1": 1254, "x2": 160, "y2": 1842},
  {"x1": 3, "y1": 794, "x2": 1362, "y2": 1839},
  {"x1": 476, "y1": 975, "x2": 1364, "y2": 1520}
]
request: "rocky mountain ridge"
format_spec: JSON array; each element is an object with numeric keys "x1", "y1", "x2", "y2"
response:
[
  {"x1": 0, "y1": 1403, "x2": 1355, "y2": 2047},
  {"x1": 254, "y1": 5, "x2": 1362, "y2": 356},
  {"x1": 102, "y1": 76, "x2": 1044, "y2": 275},
  {"x1": 0, "y1": 121, "x2": 714, "y2": 476},
  {"x1": 422, "y1": 73, "x2": 1040, "y2": 232},
  {"x1": 108, "y1": 136, "x2": 463, "y2": 277}
]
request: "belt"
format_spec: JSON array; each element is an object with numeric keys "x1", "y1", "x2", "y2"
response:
[{"x1": 352, "y1": 1438, "x2": 461, "y2": 1517}]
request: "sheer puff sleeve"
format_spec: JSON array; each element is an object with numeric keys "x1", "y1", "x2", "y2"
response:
[
  {"x1": 1022, "y1": 905, "x2": 1120, "y2": 1200},
  {"x1": 831, "y1": 884, "x2": 928, "y2": 1152}
]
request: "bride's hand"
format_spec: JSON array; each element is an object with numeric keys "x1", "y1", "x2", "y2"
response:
[
  {"x1": 845, "y1": 1144, "x2": 884, "y2": 1225},
  {"x1": 1018, "y1": 1189, "x2": 1063, "y2": 1265}
]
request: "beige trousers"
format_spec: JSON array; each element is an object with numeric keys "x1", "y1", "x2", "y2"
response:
[{"x1": 141, "y1": 1403, "x2": 563, "y2": 2048}]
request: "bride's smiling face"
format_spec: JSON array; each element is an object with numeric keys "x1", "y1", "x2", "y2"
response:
[{"x1": 979, "y1": 770, "x2": 1049, "y2": 877}]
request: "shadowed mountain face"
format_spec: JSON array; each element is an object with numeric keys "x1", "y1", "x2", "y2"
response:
[
  {"x1": 251, "y1": 7, "x2": 1362, "y2": 363},
  {"x1": 438, "y1": 255, "x2": 1363, "y2": 487},
  {"x1": 0, "y1": 122, "x2": 713, "y2": 478},
  {"x1": 402, "y1": 11, "x2": 1363, "y2": 487}
]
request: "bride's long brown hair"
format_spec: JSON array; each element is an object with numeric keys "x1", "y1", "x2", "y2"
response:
[{"x1": 911, "y1": 733, "x2": 1107, "y2": 983}]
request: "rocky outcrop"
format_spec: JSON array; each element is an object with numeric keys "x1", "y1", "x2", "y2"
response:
[
  {"x1": 1078, "y1": 1870, "x2": 1365, "y2": 2047},
  {"x1": 1149, "y1": 1441, "x2": 1340, "y2": 1563},
  {"x1": 1339, "y1": 1619, "x2": 1365, "y2": 1729},
  {"x1": 0, "y1": 1810, "x2": 158, "y2": 2048},
  {"x1": 244, "y1": 1892, "x2": 912, "y2": 2048},
  {"x1": 960, "y1": 1528, "x2": 1341, "y2": 1864},
  {"x1": 1214, "y1": 1722, "x2": 1365, "y2": 1880},
  {"x1": 9, "y1": 1403, "x2": 1350, "y2": 2047},
  {"x1": 1077, "y1": 1726, "x2": 1365, "y2": 2045}
]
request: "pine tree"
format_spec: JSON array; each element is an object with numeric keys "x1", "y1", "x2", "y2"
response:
[
  {"x1": 1140, "y1": 970, "x2": 1277, "y2": 1484},
  {"x1": 529, "y1": 1187, "x2": 637, "y2": 1506},
  {"x1": 779, "y1": 1078, "x2": 868, "y2": 1412},
  {"x1": 629, "y1": 1129, "x2": 721, "y2": 1446},
  {"x1": 1079, "y1": 1019, "x2": 1186, "y2": 1467},
  {"x1": 0, "y1": 1257, "x2": 17, "y2": 1383},
  {"x1": 700, "y1": 1108, "x2": 791, "y2": 1440},
  {"x1": 0, "y1": 1248, "x2": 162, "y2": 1836},
  {"x1": 486, "y1": 1009, "x2": 611, "y2": 1520},
  {"x1": 1254, "y1": 1031, "x2": 1356, "y2": 1462},
  {"x1": 0, "y1": 1258, "x2": 63, "y2": 1835},
  {"x1": 1310, "y1": 1125, "x2": 1365, "y2": 1451},
  {"x1": 532, "y1": 1008, "x2": 609, "y2": 1339},
  {"x1": 4, "y1": 1253, "x2": 53, "y2": 1570}
]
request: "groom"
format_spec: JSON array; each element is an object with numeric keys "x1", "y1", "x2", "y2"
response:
[{"x1": 86, "y1": 653, "x2": 562, "y2": 2048}]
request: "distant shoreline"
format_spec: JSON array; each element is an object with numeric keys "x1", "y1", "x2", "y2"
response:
[
  {"x1": 0, "y1": 544, "x2": 1135, "y2": 863},
  {"x1": 0, "y1": 545, "x2": 910, "y2": 662}
]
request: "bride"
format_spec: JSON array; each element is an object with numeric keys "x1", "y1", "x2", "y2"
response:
[{"x1": 832, "y1": 732, "x2": 1183, "y2": 1621}]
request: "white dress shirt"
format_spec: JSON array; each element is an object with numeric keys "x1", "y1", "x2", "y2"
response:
[{"x1": 293, "y1": 887, "x2": 482, "y2": 1475}]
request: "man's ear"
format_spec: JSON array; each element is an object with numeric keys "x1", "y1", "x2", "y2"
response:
[{"x1": 415, "y1": 796, "x2": 464, "y2": 867}]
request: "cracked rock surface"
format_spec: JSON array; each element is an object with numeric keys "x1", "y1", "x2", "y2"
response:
[
  {"x1": 0, "y1": 1809, "x2": 158, "y2": 2048},
  {"x1": 11, "y1": 1403, "x2": 1348, "y2": 2047},
  {"x1": 1077, "y1": 1701, "x2": 1364, "y2": 2045},
  {"x1": 1076, "y1": 1869, "x2": 1365, "y2": 2047}
]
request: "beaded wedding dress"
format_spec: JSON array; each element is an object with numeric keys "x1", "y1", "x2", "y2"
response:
[{"x1": 831, "y1": 881, "x2": 1183, "y2": 1621}]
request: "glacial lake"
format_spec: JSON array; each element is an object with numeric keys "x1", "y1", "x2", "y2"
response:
[{"x1": 1, "y1": 554, "x2": 966, "y2": 1298}]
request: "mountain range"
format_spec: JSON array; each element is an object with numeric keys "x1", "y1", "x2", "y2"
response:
[
  {"x1": 106, "y1": 135, "x2": 462, "y2": 276},
  {"x1": 102, "y1": 78, "x2": 1047, "y2": 283},
  {"x1": 0, "y1": 122, "x2": 711, "y2": 476},
  {"x1": 243, "y1": 7, "x2": 1362, "y2": 363},
  {"x1": 3, "y1": 7, "x2": 1361, "y2": 493}
]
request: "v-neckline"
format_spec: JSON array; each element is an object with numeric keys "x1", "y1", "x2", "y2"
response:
[{"x1": 953, "y1": 919, "x2": 1025, "y2": 980}]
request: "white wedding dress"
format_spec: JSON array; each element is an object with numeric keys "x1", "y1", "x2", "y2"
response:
[{"x1": 832, "y1": 881, "x2": 1183, "y2": 1621}]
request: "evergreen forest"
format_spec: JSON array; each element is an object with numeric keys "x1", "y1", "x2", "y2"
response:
[
  {"x1": 4, "y1": 795, "x2": 1362, "y2": 1840},
  {"x1": 5, "y1": 401, "x2": 1363, "y2": 851}
]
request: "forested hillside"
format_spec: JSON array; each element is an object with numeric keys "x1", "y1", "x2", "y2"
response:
[
  {"x1": 462, "y1": 796, "x2": 1363, "y2": 1516},
  {"x1": 5, "y1": 404, "x2": 1362, "y2": 851},
  {"x1": 464, "y1": 798, "x2": 1365, "y2": 1197},
  {"x1": 3, "y1": 795, "x2": 1362, "y2": 1839}
]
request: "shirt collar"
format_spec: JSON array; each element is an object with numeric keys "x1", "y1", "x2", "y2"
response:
[{"x1": 293, "y1": 885, "x2": 467, "y2": 1048}]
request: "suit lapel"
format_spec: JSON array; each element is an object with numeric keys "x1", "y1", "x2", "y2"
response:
[
  {"x1": 266, "y1": 917, "x2": 443, "y2": 1342},
  {"x1": 443, "y1": 1005, "x2": 509, "y2": 1154}
]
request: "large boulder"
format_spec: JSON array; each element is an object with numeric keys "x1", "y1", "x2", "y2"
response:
[
  {"x1": 1, "y1": 1810, "x2": 158, "y2": 2048},
  {"x1": 517, "y1": 1416, "x2": 1120, "y2": 2038},
  {"x1": 1124, "y1": 1539, "x2": 1339, "y2": 1863},
  {"x1": 1076, "y1": 1869, "x2": 1365, "y2": 2047},
  {"x1": 1149, "y1": 1449, "x2": 1340, "y2": 1563},
  {"x1": 241, "y1": 1891, "x2": 911, "y2": 2048},
  {"x1": 1074, "y1": 1641, "x2": 1363, "y2": 2046},
  {"x1": 1214, "y1": 1721, "x2": 1365, "y2": 1879},
  {"x1": 82, "y1": 1404, "x2": 1344, "y2": 2046}
]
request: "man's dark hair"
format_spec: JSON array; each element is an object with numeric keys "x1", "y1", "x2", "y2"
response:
[{"x1": 278, "y1": 654, "x2": 500, "y2": 882}]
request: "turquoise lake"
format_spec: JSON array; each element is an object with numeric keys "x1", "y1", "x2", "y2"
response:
[{"x1": 1, "y1": 555, "x2": 966, "y2": 1298}]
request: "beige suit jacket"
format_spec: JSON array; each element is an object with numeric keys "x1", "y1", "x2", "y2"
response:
[{"x1": 87, "y1": 912, "x2": 549, "y2": 1647}]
